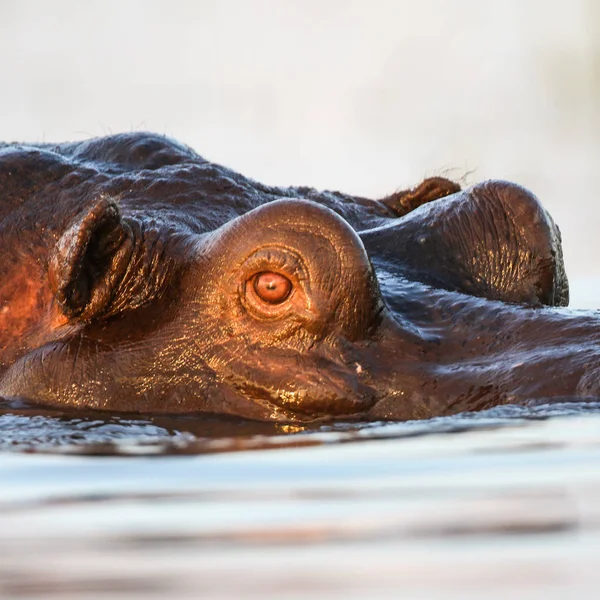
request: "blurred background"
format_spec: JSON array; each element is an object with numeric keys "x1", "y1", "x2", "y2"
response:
[{"x1": 1, "y1": 0, "x2": 598, "y2": 305}]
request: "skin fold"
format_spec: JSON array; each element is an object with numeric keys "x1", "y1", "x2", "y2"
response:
[{"x1": 0, "y1": 132, "x2": 595, "y2": 423}]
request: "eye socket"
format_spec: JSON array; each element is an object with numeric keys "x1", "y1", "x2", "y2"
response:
[{"x1": 252, "y1": 271, "x2": 292, "y2": 304}]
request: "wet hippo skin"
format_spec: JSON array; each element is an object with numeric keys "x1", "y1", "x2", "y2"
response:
[{"x1": 0, "y1": 132, "x2": 595, "y2": 423}]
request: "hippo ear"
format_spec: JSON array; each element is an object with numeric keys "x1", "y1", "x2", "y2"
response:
[
  {"x1": 381, "y1": 177, "x2": 462, "y2": 217},
  {"x1": 48, "y1": 197, "x2": 134, "y2": 321}
]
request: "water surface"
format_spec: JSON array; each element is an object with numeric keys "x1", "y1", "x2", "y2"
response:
[{"x1": 2, "y1": 400, "x2": 600, "y2": 599}]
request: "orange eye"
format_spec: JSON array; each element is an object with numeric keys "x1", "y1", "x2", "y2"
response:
[{"x1": 253, "y1": 271, "x2": 292, "y2": 304}]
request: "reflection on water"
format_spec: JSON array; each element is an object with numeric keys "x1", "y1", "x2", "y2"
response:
[
  {"x1": 2, "y1": 398, "x2": 599, "y2": 455},
  {"x1": 1, "y1": 400, "x2": 600, "y2": 598}
]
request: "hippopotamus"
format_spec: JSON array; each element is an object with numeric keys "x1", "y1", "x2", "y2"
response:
[{"x1": 0, "y1": 132, "x2": 597, "y2": 423}]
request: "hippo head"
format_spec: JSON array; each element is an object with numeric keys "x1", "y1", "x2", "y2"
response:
[{"x1": 0, "y1": 133, "x2": 595, "y2": 422}]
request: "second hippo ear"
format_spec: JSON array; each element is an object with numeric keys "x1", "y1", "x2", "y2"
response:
[
  {"x1": 48, "y1": 197, "x2": 134, "y2": 321},
  {"x1": 381, "y1": 177, "x2": 461, "y2": 217}
]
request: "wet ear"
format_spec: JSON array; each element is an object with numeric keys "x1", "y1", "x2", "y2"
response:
[
  {"x1": 381, "y1": 177, "x2": 461, "y2": 217},
  {"x1": 48, "y1": 197, "x2": 134, "y2": 321}
]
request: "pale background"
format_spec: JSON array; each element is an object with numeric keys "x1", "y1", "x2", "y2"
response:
[{"x1": 1, "y1": 0, "x2": 598, "y2": 306}]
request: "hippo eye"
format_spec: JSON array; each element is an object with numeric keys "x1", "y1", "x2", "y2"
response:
[{"x1": 253, "y1": 271, "x2": 292, "y2": 304}]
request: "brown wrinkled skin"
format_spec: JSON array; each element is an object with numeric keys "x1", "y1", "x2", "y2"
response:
[{"x1": 0, "y1": 132, "x2": 595, "y2": 423}]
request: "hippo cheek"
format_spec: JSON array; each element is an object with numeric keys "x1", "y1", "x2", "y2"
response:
[
  {"x1": 211, "y1": 344, "x2": 381, "y2": 421},
  {"x1": 0, "y1": 329, "x2": 280, "y2": 420}
]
